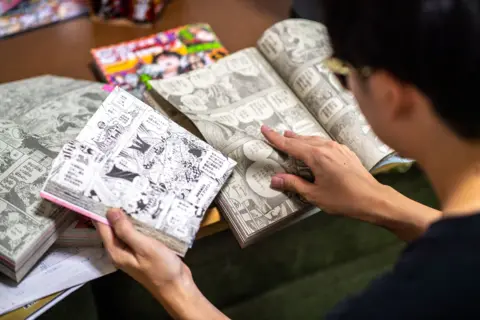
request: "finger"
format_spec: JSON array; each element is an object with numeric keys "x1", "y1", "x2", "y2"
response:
[
  {"x1": 284, "y1": 130, "x2": 330, "y2": 147},
  {"x1": 106, "y1": 208, "x2": 147, "y2": 252},
  {"x1": 261, "y1": 125, "x2": 311, "y2": 161},
  {"x1": 270, "y1": 173, "x2": 314, "y2": 200},
  {"x1": 95, "y1": 219, "x2": 137, "y2": 267}
]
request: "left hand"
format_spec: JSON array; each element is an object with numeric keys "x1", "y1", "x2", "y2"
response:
[
  {"x1": 95, "y1": 209, "x2": 230, "y2": 320},
  {"x1": 95, "y1": 209, "x2": 190, "y2": 296}
]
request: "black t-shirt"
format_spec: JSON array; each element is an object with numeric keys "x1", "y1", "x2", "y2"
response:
[{"x1": 326, "y1": 213, "x2": 480, "y2": 319}]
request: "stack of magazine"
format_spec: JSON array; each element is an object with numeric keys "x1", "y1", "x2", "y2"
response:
[{"x1": 0, "y1": 76, "x2": 108, "y2": 282}]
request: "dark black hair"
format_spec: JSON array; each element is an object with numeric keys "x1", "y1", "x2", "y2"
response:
[{"x1": 322, "y1": 0, "x2": 480, "y2": 139}]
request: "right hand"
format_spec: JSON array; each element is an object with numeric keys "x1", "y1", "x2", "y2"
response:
[{"x1": 261, "y1": 125, "x2": 386, "y2": 219}]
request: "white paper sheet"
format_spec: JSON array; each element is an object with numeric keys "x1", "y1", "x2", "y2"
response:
[{"x1": 0, "y1": 247, "x2": 116, "y2": 315}]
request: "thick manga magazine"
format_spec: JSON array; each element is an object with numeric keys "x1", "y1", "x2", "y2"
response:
[
  {"x1": 0, "y1": 76, "x2": 108, "y2": 282},
  {"x1": 91, "y1": 23, "x2": 228, "y2": 97},
  {"x1": 41, "y1": 87, "x2": 236, "y2": 256},
  {"x1": 150, "y1": 19, "x2": 413, "y2": 247}
]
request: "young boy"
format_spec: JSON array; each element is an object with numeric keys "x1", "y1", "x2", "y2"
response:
[{"x1": 96, "y1": 1, "x2": 480, "y2": 318}]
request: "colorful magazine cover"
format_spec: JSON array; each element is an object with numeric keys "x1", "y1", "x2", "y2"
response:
[
  {"x1": 0, "y1": 0, "x2": 89, "y2": 39},
  {"x1": 91, "y1": 23, "x2": 228, "y2": 94}
]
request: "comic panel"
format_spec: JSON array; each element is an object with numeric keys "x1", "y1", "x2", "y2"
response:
[
  {"x1": 17, "y1": 84, "x2": 108, "y2": 153},
  {"x1": 218, "y1": 141, "x2": 308, "y2": 237},
  {"x1": 328, "y1": 109, "x2": 392, "y2": 170},
  {"x1": 152, "y1": 49, "x2": 279, "y2": 112},
  {"x1": 0, "y1": 157, "x2": 58, "y2": 221},
  {"x1": 257, "y1": 19, "x2": 332, "y2": 84},
  {"x1": 0, "y1": 199, "x2": 43, "y2": 260},
  {"x1": 0, "y1": 75, "x2": 93, "y2": 121}
]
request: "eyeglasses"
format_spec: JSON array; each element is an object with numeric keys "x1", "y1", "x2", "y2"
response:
[{"x1": 325, "y1": 57, "x2": 373, "y2": 90}]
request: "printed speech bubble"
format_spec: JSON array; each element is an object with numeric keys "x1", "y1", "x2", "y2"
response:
[
  {"x1": 10, "y1": 149, "x2": 22, "y2": 161},
  {"x1": 12, "y1": 159, "x2": 46, "y2": 184},
  {"x1": 210, "y1": 112, "x2": 239, "y2": 127},
  {"x1": 117, "y1": 113, "x2": 133, "y2": 127},
  {"x1": 292, "y1": 67, "x2": 321, "y2": 98},
  {"x1": 243, "y1": 140, "x2": 273, "y2": 162},
  {"x1": 317, "y1": 97, "x2": 343, "y2": 124},
  {"x1": 245, "y1": 99, "x2": 274, "y2": 120},
  {"x1": 227, "y1": 53, "x2": 253, "y2": 73},
  {"x1": 267, "y1": 90, "x2": 297, "y2": 112},
  {"x1": 189, "y1": 69, "x2": 216, "y2": 88},
  {"x1": 181, "y1": 94, "x2": 208, "y2": 111},
  {"x1": 245, "y1": 159, "x2": 285, "y2": 198},
  {"x1": 258, "y1": 32, "x2": 284, "y2": 60},
  {"x1": 160, "y1": 78, "x2": 194, "y2": 96},
  {"x1": 58, "y1": 160, "x2": 91, "y2": 192},
  {"x1": 236, "y1": 66, "x2": 260, "y2": 77},
  {"x1": 112, "y1": 91, "x2": 136, "y2": 112},
  {"x1": 235, "y1": 106, "x2": 255, "y2": 123},
  {"x1": 211, "y1": 63, "x2": 229, "y2": 78},
  {"x1": 145, "y1": 111, "x2": 170, "y2": 130}
]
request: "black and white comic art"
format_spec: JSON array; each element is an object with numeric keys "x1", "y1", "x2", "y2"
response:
[
  {"x1": 43, "y1": 87, "x2": 236, "y2": 254},
  {"x1": 0, "y1": 76, "x2": 107, "y2": 281},
  {"x1": 151, "y1": 19, "x2": 399, "y2": 245}
]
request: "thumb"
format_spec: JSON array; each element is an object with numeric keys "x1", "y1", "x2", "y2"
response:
[
  {"x1": 106, "y1": 208, "x2": 145, "y2": 250},
  {"x1": 270, "y1": 173, "x2": 314, "y2": 200}
]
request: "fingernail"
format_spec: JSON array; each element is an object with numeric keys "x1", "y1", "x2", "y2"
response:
[
  {"x1": 106, "y1": 208, "x2": 122, "y2": 222},
  {"x1": 270, "y1": 176, "x2": 285, "y2": 190},
  {"x1": 284, "y1": 130, "x2": 296, "y2": 137},
  {"x1": 261, "y1": 124, "x2": 272, "y2": 132}
]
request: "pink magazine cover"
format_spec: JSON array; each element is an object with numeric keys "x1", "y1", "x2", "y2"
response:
[{"x1": 40, "y1": 191, "x2": 109, "y2": 226}]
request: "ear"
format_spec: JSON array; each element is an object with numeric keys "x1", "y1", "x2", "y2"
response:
[{"x1": 369, "y1": 71, "x2": 415, "y2": 121}]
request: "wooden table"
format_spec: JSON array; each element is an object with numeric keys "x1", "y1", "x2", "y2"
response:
[{"x1": 0, "y1": 0, "x2": 291, "y2": 83}]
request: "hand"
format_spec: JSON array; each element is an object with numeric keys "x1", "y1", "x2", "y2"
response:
[
  {"x1": 261, "y1": 125, "x2": 385, "y2": 220},
  {"x1": 95, "y1": 209, "x2": 229, "y2": 320},
  {"x1": 95, "y1": 209, "x2": 189, "y2": 295},
  {"x1": 261, "y1": 125, "x2": 441, "y2": 241}
]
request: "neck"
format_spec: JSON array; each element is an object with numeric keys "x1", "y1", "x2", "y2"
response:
[{"x1": 419, "y1": 138, "x2": 480, "y2": 217}]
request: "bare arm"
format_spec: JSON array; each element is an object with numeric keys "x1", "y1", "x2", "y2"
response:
[
  {"x1": 262, "y1": 125, "x2": 441, "y2": 242},
  {"x1": 357, "y1": 183, "x2": 441, "y2": 242},
  {"x1": 96, "y1": 209, "x2": 229, "y2": 320}
]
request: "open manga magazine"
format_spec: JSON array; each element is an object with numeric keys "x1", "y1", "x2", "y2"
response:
[
  {"x1": 41, "y1": 87, "x2": 236, "y2": 256},
  {"x1": 148, "y1": 19, "x2": 413, "y2": 247}
]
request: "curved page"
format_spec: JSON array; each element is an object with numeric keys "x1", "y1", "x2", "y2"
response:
[
  {"x1": 257, "y1": 19, "x2": 394, "y2": 170},
  {"x1": 151, "y1": 48, "x2": 329, "y2": 245}
]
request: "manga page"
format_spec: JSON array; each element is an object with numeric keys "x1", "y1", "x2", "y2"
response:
[
  {"x1": 42, "y1": 87, "x2": 236, "y2": 256},
  {"x1": 150, "y1": 48, "x2": 329, "y2": 244},
  {"x1": 16, "y1": 83, "x2": 108, "y2": 153},
  {"x1": 0, "y1": 120, "x2": 69, "y2": 269},
  {"x1": 0, "y1": 76, "x2": 105, "y2": 281},
  {"x1": 257, "y1": 19, "x2": 394, "y2": 170},
  {"x1": 0, "y1": 75, "x2": 93, "y2": 121}
]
